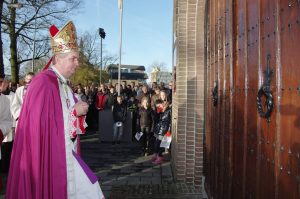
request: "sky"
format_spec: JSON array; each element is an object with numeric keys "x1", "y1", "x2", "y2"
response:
[{"x1": 72, "y1": 0, "x2": 173, "y2": 72}]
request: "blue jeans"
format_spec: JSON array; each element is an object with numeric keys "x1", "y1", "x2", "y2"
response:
[{"x1": 113, "y1": 122, "x2": 124, "y2": 141}]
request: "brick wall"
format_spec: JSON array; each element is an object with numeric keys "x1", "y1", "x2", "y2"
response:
[{"x1": 171, "y1": 0, "x2": 206, "y2": 187}]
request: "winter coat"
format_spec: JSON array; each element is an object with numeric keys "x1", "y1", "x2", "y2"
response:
[
  {"x1": 112, "y1": 102, "x2": 127, "y2": 123},
  {"x1": 153, "y1": 107, "x2": 171, "y2": 139},
  {"x1": 136, "y1": 107, "x2": 154, "y2": 132},
  {"x1": 95, "y1": 93, "x2": 107, "y2": 110}
]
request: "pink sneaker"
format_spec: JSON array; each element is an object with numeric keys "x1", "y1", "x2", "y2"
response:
[
  {"x1": 151, "y1": 153, "x2": 157, "y2": 162},
  {"x1": 153, "y1": 156, "x2": 163, "y2": 164}
]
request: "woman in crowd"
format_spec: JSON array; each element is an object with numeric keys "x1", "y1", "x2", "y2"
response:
[
  {"x1": 152, "y1": 99, "x2": 171, "y2": 164},
  {"x1": 136, "y1": 97, "x2": 154, "y2": 156}
]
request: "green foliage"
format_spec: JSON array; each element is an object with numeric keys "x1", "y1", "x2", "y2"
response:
[
  {"x1": 70, "y1": 55, "x2": 109, "y2": 86},
  {"x1": 69, "y1": 36, "x2": 112, "y2": 86}
]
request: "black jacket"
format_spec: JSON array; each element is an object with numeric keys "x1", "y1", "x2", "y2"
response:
[
  {"x1": 136, "y1": 107, "x2": 154, "y2": 131},
  {"x1": 112, "y1": 102, "x2": 127, "y2": 123},
  {"x1": 154, "y1": 107, "x2": 171, "y2": 136}
]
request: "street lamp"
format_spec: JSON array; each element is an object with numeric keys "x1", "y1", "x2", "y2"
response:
[{"x1": 98, "y1": 28, "x2": 106, "y2": 84}]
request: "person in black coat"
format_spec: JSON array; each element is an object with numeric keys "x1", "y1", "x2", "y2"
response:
[
  {"x1": 152, "y1": 99, "x2": 171, "y2": 164},
  {"x1": 136, "y1": 97, "x2": 155, "y2": 156},
  {"x1": 112, "y1": 96, "x2": 127, "y2": 144}
]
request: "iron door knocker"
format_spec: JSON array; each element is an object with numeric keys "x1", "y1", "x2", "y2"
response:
[{"x1": 257, "y1": 54, "x2": 274, "y2": 121}]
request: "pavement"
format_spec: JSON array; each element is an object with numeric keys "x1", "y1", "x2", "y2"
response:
[{"x1": 0, "y1": 132, "x2": 203, "y2": 199}]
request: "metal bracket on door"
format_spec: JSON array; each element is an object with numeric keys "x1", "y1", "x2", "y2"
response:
[{"x1": 257, "y1": 54, "x2": 274, "y2": 122}]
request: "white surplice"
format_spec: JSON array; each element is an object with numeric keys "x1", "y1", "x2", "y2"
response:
[
  {"x1": 52, "y1": 67, "x2": 104, "y2": 199},
  {"x1": 10, "y1": 86, "x2": 25, "y2": 122}
]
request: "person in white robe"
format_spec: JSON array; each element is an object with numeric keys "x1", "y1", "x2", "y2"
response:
[
  {"x1": 0, "y1": 77, "x2": 14, "y2": 192},
  {"x1": 11, "y1": 72, "x2": 34, "y2": 124}
]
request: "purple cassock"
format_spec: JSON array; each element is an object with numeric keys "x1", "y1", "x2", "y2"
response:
[{"x1": 5, "y1": 70, "x2": 95, "y2": 199}]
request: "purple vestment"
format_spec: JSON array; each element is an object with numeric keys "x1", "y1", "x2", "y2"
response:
[{"x1": 6, "y1": 70, "x2": 68, "y2": 199}]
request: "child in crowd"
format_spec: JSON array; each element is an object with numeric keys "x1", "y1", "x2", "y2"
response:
[
  {"x1": 112, "y1": 96, "x2": 127, "y2": 144},
  {"x1": 160, "y1": 90, "x2": 168, "y2": 103},
  {"x1": 152, "y1": 99, "x2": 171, "y2": 164},
  {"x1": 136, "y1": 97, "x2": 154, "y2": 156}
]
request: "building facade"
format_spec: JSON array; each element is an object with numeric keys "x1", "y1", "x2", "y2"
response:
[{"x1": 106, "y1": 64, "x2": 148, "y2": 84}]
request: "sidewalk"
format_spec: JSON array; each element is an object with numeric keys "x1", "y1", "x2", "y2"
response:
[
  {"x1": 81, "y1": 132, "x2": 202, "y2": 199},
  {"x1": 0, "y1": 132, "x2": 203, "y2": 199}
]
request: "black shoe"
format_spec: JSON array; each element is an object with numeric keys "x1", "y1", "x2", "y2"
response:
[
  {"x1": 112, "y1": 141, "x2": 116, "y2": 145},
  {"x1": 117, "y1": 141, "x2": 120, "y2": 144}
]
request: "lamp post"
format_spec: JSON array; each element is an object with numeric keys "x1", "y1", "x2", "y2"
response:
[
  {"x1": 98, "y1": 28, "x2": 106, "y2": 84},
  {"x1": 118, "y1": 0, "x2": 123, "y2": 96}
]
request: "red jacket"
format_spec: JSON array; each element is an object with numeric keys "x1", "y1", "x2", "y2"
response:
[{"x1": 96, "y1": 92, "x2": 107, "y2": 110}]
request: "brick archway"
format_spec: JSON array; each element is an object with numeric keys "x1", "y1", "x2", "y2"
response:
[{"x1": 171, "y1": 0, "x2": 207, "y2": 187}]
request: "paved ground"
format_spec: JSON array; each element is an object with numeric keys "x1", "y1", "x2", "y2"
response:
[{"x1": 0, "y1": 132, "x2": 203, "y2": 199}]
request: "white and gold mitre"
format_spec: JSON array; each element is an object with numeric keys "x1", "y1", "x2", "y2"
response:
[{"x1": 49, "y1": 21, "x2": 78, "y2": 55}]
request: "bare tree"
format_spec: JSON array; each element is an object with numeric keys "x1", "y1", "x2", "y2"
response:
[
  {"x1": 1, "y1": 0, "x2": 81, "y2": 83},
  {"x1": 79, "y1": 31, "x2": 118, "y2": 68},
  {"x1": 21, "y1": 56, "x2": 49, "y2": 75},
  {"x1": 147, "y1": 61, "x2": 167, "y2": 74},
  {"x1": 102, "y1": 54, "x2": 118, "y2": 69},
  {"x1": 74, "y1": 31, "x2": 118, "y2": 84}
]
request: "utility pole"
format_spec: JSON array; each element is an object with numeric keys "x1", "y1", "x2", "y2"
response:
[
  {"x1": 98, "y1": 28, "x2": 106, "y2": 84},
  {"x1": 118, "y1": 0, "x2": 123, "y2": 96}
]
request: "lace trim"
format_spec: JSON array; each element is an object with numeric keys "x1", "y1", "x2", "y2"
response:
[{"x1": 68, "y1": 108, "x2": 87, "y2": 139}]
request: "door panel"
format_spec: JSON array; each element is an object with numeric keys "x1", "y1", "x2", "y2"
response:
[
  {"x1": 278, "y1": 0, "x2": 300, "y2": 198},
  {"x1": 245, "y1": 0, "x2": 259, "y2": 198}
]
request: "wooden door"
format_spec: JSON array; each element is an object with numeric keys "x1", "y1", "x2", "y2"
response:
[{"x1": 205, "y1": 0, "x2": 300, "y2": 198}]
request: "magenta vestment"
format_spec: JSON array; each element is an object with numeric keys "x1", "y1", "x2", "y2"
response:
[{"x1": 6, "y1": 70, "x2": 68, "y2": 199}]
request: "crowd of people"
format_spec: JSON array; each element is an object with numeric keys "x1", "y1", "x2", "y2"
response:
[{"x1": 71, "y1": 80, "x2": 173, "y2": 162}]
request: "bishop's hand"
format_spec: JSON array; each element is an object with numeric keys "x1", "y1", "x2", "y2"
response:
[{"x1": 74, "y1": 101, "x2": 89, "y2": 116}]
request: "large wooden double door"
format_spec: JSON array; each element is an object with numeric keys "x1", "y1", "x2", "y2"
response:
[{"x1": 205, "y1": 0, "x2": 300, "y2": 198}]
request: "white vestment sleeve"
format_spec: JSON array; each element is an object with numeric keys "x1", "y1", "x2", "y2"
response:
[
  {"x1": 0, "y1": 95, "x2": 13, "y2": 136},
  {"x1": 10, "y1": 86, "x2": 23, "y2": 121},
  {"x1": 0, "y1": 94, "x2": 14, "y2": 159}
]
